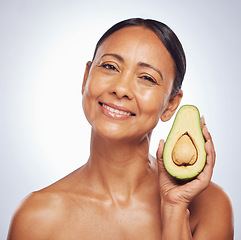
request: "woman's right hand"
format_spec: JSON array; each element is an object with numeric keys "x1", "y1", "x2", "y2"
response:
[{"x1": 157, "y1": 116, "x2": 216, "y2": 207}]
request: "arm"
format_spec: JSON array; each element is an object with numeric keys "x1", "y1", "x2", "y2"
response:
[{"x1": 160, "y1": 201, "x2": 192, "y2": 239}]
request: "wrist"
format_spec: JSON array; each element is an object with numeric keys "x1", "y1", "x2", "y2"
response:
[
  {"x1": 160, "y1": 200, "x2": 191, "y2": 239},
  {"x1": 161, "y1": 194, "x2": 189, "y2": 210},
  {"x1": 161, "y1": 200, "x2": 189, "y2": 221}
]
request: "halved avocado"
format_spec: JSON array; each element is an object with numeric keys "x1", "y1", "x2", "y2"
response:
[{"x1": 163, "y1": 105, "x2": 206, "y2": 180}]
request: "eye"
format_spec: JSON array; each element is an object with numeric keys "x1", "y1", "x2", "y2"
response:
[
  {"x1": 101, "y1": 63, "x2": 118, "y2": 71},
  {"x1": 141, "y1": 75, "x2": 158, "y2": 85}
]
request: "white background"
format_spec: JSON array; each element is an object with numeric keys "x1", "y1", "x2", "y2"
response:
[{"x1": 1, "y1": 0, "x2": 240, "y2": 238}]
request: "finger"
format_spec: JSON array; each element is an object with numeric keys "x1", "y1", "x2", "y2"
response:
[
  {"x1": 201, "y1": 116, "x2": 212, "y2": 142},
  {"x1": 156, "y1": 139, "x2": 165, "y2": 160},
  {"x1": 200, "y1": 115, "x2": 205, "y2": 129},
  {"x1": 206, "y1": 139, "x2": 215, "y2": 167},
  {"x1": 196, "y1": 140, "x2": 215, "y2": 186},
  {"x1": 201, "y1": 116, "x2": 215, "y2": 155},
  {"x1": 202, "y1": 124, "x2": 216, "y2": 164},
  {"x1": 206, "y1": 140, "x2": 215, "y2": 168},
  {"x1": 202, "y1": 122, "x2": 216, "y2": 166},
  {"x1": 201, "y1": 116, "x2": 214, "y2": 149},
  {"x1": 202, "y1": 124, "x2": 211, "y2": 141},
  {"x1": 201, "y1": 118, "x2": 214, "y2": 148},
  {"x1": 156, "y1": 139, "x2": 169, "y2": 175},
  {"x1": 201, "y1": 117, "x2": 214, "y2": 145}
]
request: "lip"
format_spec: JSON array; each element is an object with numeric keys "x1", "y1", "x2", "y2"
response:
[{"x1": 99, "y1": 102, "x2": 136, "y2": 119}]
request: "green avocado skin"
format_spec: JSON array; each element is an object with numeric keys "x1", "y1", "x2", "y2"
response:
[{"x1": 163, "y1": 105, "x2": 206, "y2": 181}]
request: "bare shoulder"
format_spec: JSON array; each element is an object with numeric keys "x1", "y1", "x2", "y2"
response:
[
  {"x1": 8, "y1": 166, "x2": 90, "y2": 240},
  {"x1": 189, "y1": 182, "x2": 234, "y2": 239},
  {"x1": 7, "y1": 189, "x2": 67, "y2": 240}
]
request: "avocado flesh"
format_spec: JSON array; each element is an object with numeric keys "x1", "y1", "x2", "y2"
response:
[{"x1": 163, "y1": 105, "x2": 206, "y2": 180}]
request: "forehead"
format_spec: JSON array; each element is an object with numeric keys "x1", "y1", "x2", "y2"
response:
[{"x1": 94, "y1": 26, "x2": 174, "y2": 72}]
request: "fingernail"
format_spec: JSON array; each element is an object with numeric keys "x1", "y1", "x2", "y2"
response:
[
  {"x1": 159, "y1": 139, "x2": 164, "y2": 146},
  {"x1": 202, "y1": 115, "x2": 206, "y2": 124}
]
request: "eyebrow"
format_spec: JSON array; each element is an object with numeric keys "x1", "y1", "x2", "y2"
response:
[
  {"x1": 100, "y1": 53, "x2": 124, "y2": 62},
  {"x1": 138, "y1": 62, "x2": 164, "y2": 80}
]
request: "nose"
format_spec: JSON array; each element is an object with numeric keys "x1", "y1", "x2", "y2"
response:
[{"x1": 109, "y1": 72, "x2": 134, "y2": 100}]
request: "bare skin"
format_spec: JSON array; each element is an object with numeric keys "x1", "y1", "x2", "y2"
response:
[{"x1": 8, "y1": 26, "x2": 233, "y2": 239}]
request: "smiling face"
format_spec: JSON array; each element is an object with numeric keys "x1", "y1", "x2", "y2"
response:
[{"x1": 82, "y1": 26, "x2": 182, "y2": 143}]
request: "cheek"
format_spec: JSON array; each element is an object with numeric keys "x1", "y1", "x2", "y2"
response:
[
  {"x1": 137, "y1": 88, "x2": 166, "y2": 117},
  {"x1": 136, "y1": 86, "x2": 172, "y2": 132},
  {"x1": 83, "y1": 72, "x2": 108, "y2": 102},
  {"x1": 82, "y1": 92, "x2": 93, "y2": 125},
  {"x1": 85, "y1": 75, "x2": 101, "y2": 98},
  {"x1": 82, "y1": 78, "x2": 101, "y2": 123},
  {"x1": 82, "y1": 73, "x2": 112, "y2": 125}
]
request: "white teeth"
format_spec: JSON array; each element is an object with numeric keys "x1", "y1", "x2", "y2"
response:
[{"x1": 102, "y1": 104, "x2": 131, "y2": 116}]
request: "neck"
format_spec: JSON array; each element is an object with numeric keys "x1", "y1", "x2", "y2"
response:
[{"x1": 85, "y1": 129, "x2": 156, "y2": 203}]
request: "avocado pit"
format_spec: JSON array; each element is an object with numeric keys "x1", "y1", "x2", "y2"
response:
[{"x1": 172, "y1": 132, "x2": 198, "y2": 166}]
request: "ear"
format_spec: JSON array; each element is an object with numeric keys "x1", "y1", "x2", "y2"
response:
[
  {"x1": 161, "y1": 90, "x2": 183, "y2": 122},
  {"x1": 82, "y1": 61, "x2": 92, "y2": 95}
]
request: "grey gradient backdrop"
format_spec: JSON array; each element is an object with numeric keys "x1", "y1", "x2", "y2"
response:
[{"x1": 1, "y1": 0, "x2": 240, "y2": 239}]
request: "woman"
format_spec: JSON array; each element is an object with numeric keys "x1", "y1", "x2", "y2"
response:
[{"x1": 8, "y1": 18, "x2": 233, "y2": 239}]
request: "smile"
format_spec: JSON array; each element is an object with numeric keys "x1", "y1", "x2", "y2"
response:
[{"x1": 99, "y1": 102, "x2": 135, "y2": 117}]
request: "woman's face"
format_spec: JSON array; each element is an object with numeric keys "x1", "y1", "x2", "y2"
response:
[{"x1": 82, "y1": 26, "x2": 181, "y2": 142}]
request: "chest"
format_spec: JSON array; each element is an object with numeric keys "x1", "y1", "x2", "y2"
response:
[
  {"x1": 55, "y1": 201, "x2": 162, "y2": 240},
  {"x1": 52, "y1": 194, "x2": 199, "y2": 240}
]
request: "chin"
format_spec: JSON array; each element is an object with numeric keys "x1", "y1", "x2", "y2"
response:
[{"x1": 92, "y1": 122, "x2": 151, "y2": 145}]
